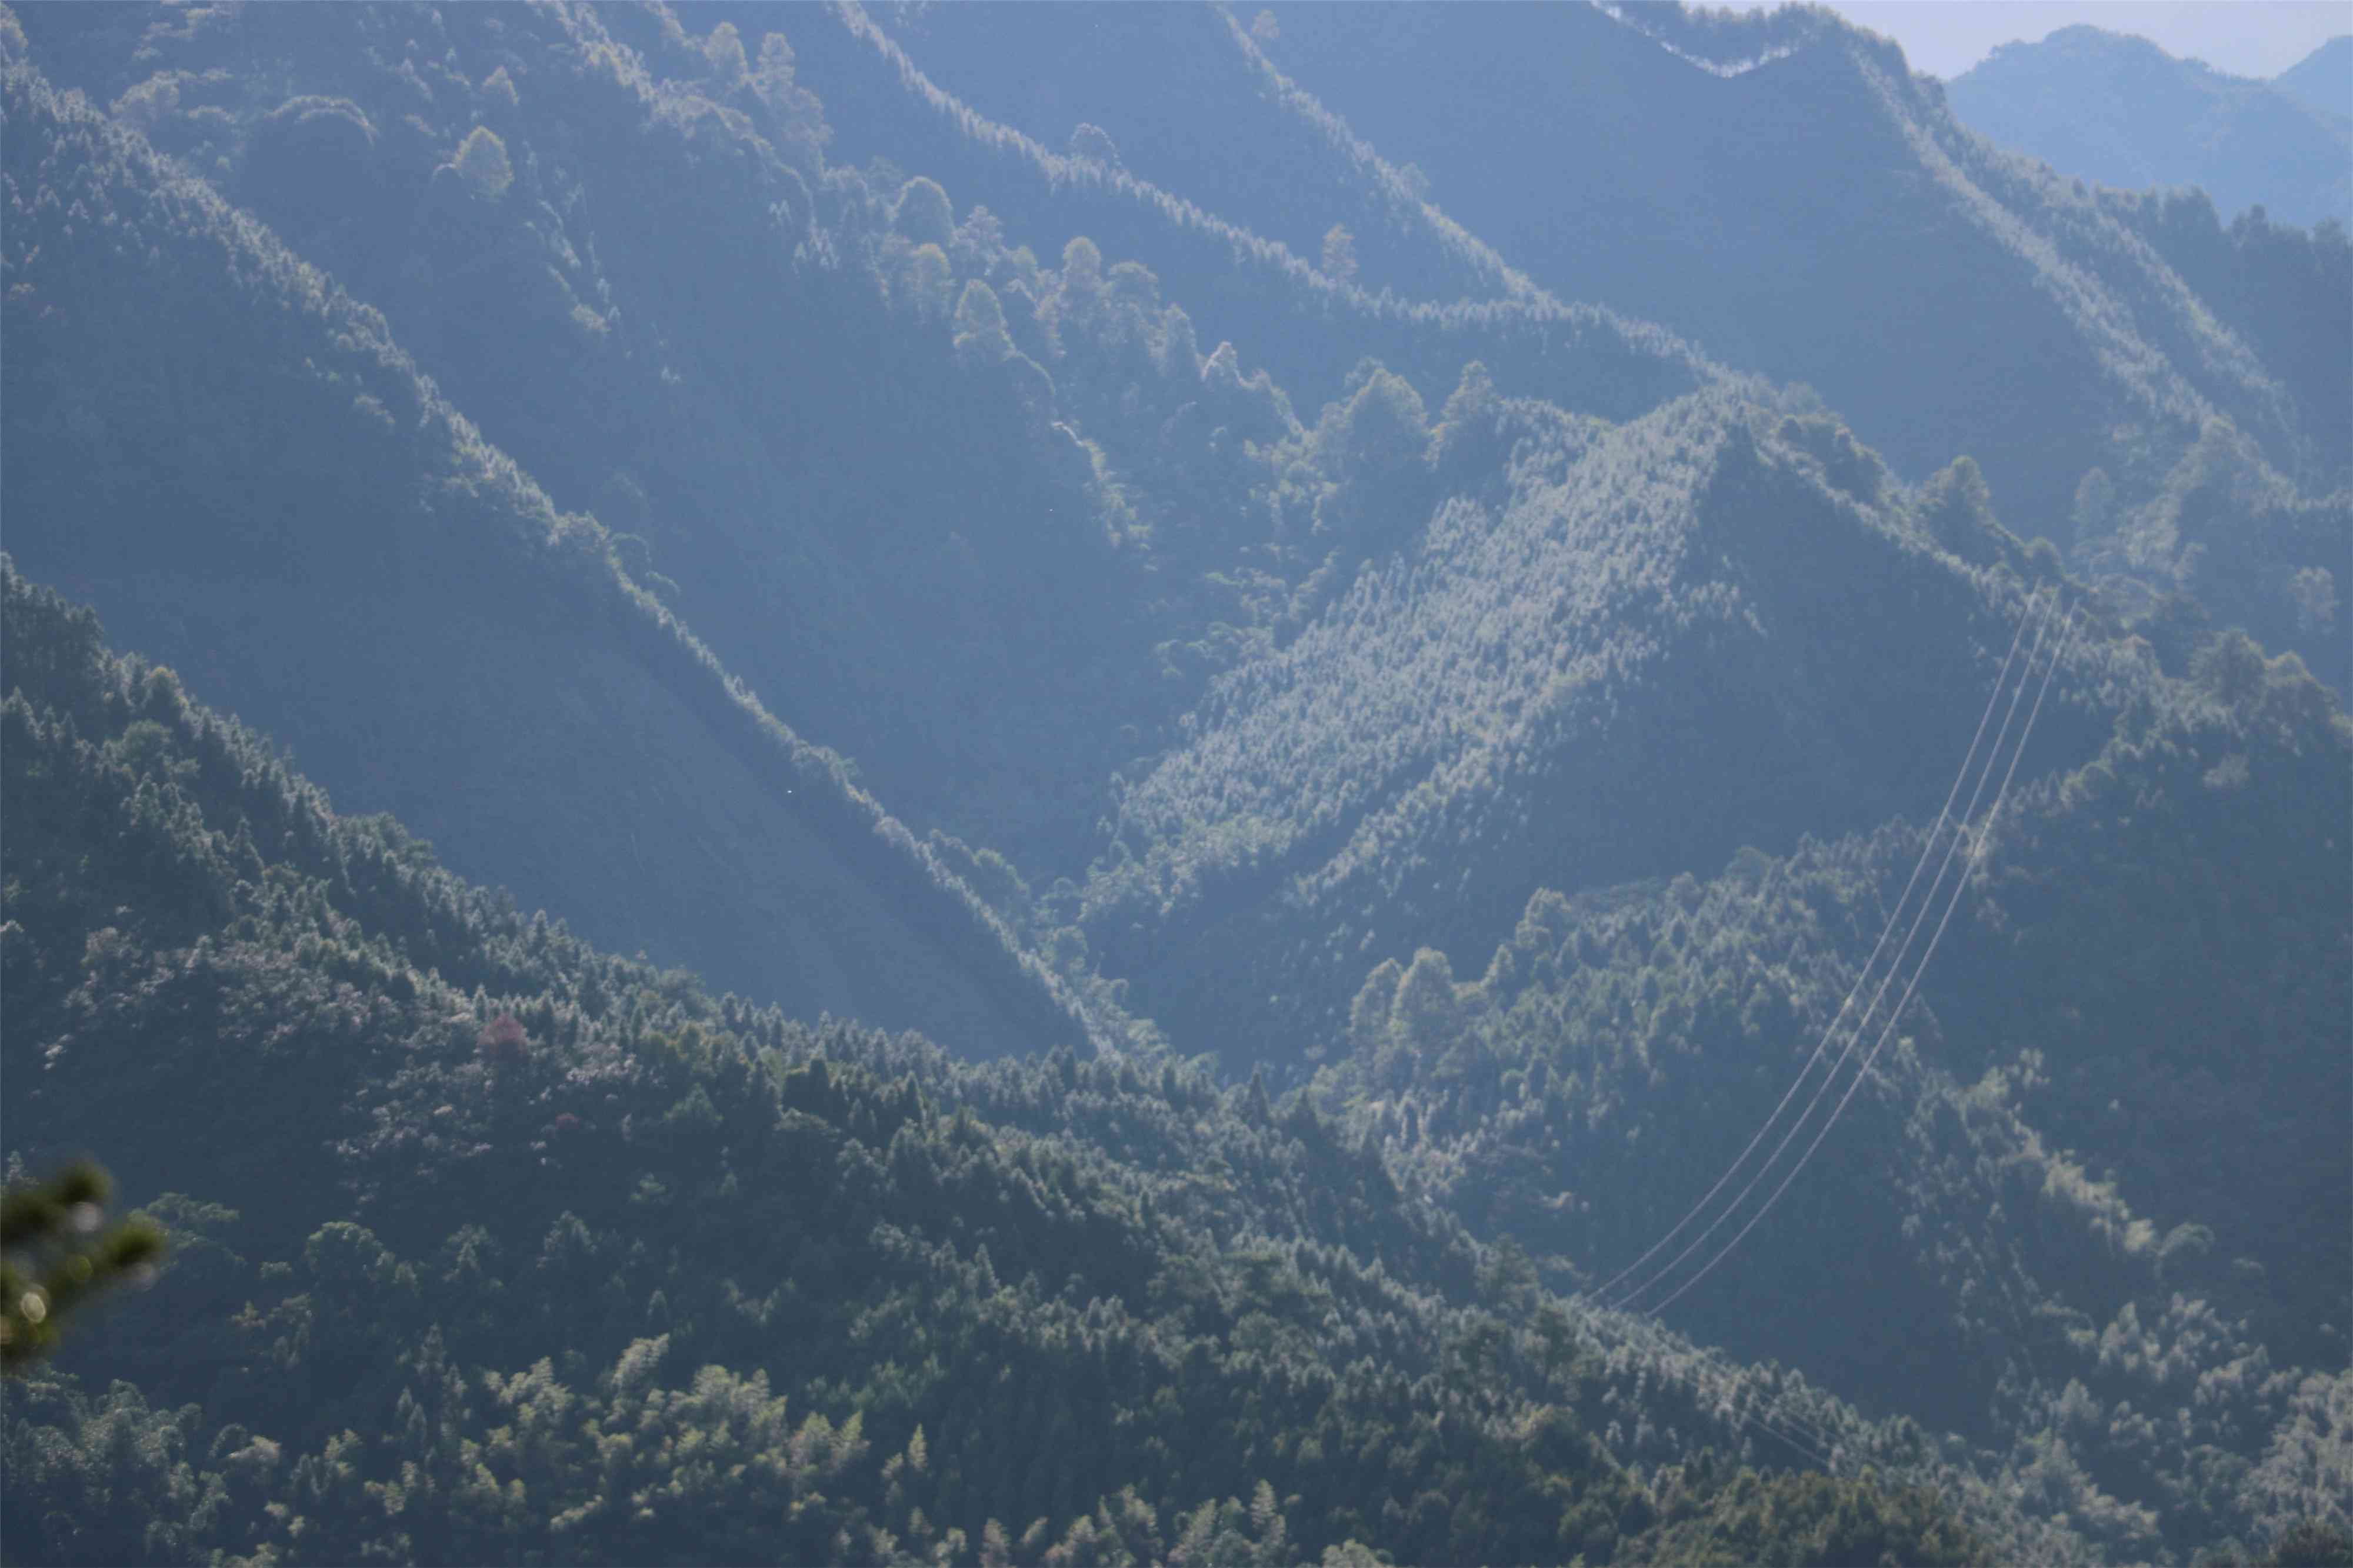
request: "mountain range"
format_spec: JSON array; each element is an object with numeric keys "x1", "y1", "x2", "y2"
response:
[{"x1": 2, "y1": 4, "x2": 2345, "y2": 1563}]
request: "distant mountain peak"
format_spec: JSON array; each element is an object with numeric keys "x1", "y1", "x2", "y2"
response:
[
  {"x1": 1949, "y1": 24, "x2": 2352, "y2": 229},
  {"x1": 2274, "y1": 34, "x2": 2351, "y2": 122}
]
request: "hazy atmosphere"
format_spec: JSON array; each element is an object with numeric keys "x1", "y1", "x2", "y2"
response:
[
  {"x1": 2, "y1": 3, "x2": 2347, "y2": 1565},
  {"x1": 1728, "y1": 1, "x2": 2350, "y2": 79}
]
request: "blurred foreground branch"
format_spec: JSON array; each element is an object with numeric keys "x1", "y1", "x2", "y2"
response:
[{"x1": 1, "y1": 1159, "x2": 164, "y2": 1372}]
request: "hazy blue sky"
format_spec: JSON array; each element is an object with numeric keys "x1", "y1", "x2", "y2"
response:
[{"x1": 1713, "y1": 1, "x2": 2349, "y2": 80}]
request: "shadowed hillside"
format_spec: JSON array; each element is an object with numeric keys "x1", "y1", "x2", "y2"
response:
[
  {"x1": 3, "y1": 3, "x2": 2345, "y2": 1562},
  {"x1": 1, "y1": 36, "x2": 1085, "y2": 1056}
]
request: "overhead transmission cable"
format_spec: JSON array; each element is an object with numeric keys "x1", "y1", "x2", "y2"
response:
[
  {"x1": 1556, "y1": 590, "x2": 2073, "y2": 1474},
  {"x1": 1559, "y1": 1282, "x2": 1842, "y2": 1466},
  {"x1": 1616, "y1": 593, "x2": 2062, "y2": 1313},
  {"x1": 1590, "y1": 587, "x2": 2052, "y2": 1310},
  {"x1": 1593, "y1": 1296, "x2": 1845, "y2": 1469},
  {"x1": 1601, "y1": 597, "x2": 2078, "y2": 1491},
  {"x1": 1643, "y1": 603, "x2": 2077, "y2": 1316}
]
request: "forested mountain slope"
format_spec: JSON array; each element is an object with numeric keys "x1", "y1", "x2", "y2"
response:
[
  {"x1": 6, "y1": 0, "x2": 1170, "y2": 878},
  {"x1": 1062, "y1": 369, "x2": 2351, "y2": 1560},
  {"x1": 1238, "y1": 4, "x2": 2343, "y2": 531},
  {"x1": 818, "y1": 0, "x2": 2348, "y2": 693},
  {"x1": 1, "y1": 563, "x2": 2027, "y2": 1567},
  {"x1": 801, "y1": 0, "x2": 1508, "y2": 307},
  {"x1": 1311, "y1": 632, "x2": 2350, "y2": 1558},
  {"x1": 2, "y1": 2, "x2": 2347, "y2": 1562},
  {"x1": 0, "y1": 25, "x2": 1083, "y2": 1056},
  {"x1": 4, "y1": 2, "x2": 1703, "y2": 887},
  {"x1": 1947, "y1": 25, "x2": 2352, "y2": 232},
  {"x1": 1084, "y1": 389, "x2": 2105, "y2": 1066},
  {"x1": 776, "y1": 1, "x2": 1717, "y2": 423}
]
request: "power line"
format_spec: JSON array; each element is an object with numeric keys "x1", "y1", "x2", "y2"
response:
[
  {"x1": 1538, "y1": 592, "x2": 2078, "y2": 1486},
  {"x1": 1600, "y1": 587, "x2": 2055, "y2": 1310},
  {"x1": 1580, "y1": 1302, "x2": 1845, "y2": 1469},
  {"x1": 1591, "y1": 590, "x2": 2045, "y2": 1306},
  {"x1": 1619, "y1": 595, "x2": 2058, "y2": 1312},
  {"x1": 1644, "y1": 606, "x2": 2078, "y2": 1317}
]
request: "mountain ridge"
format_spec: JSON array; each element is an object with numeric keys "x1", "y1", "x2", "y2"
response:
[
  {"x1": 2272, "y1": 35, "x2": 2351, "y2": 123},
  {"x1": 1948, "y1": 23, "x2": 2352, "y2": 231},
  {"x1": 2, "y1": 2, "x2": 2345, "y2": 1560}
]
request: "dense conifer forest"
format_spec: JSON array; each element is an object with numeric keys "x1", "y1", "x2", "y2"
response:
[{"x1": 2, "y1": 4, "x2": 2345, "y2": 1564}]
